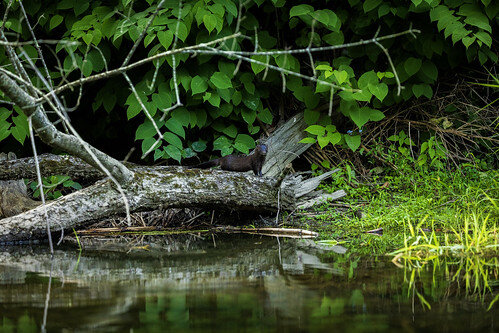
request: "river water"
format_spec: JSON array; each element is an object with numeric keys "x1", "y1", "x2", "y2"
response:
[{"x1": 0, "y1": 235, "x2": 497, "y2": 332}]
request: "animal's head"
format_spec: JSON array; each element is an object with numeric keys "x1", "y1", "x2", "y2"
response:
[{"x1": 258, "y1": 144, "x2": 268, "y2": 155}]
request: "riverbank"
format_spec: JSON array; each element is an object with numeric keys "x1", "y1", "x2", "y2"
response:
[{"x1": 296, "y1": 163, "x2": 498, "y2": 256}]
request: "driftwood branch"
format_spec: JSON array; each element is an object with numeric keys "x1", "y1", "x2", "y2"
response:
[
  {"x1": 0, "y1": 167, "x2": 293, "y2": 243},
  {"x1": 0, "y1": 73, "x2": 134, "y2": 184}
]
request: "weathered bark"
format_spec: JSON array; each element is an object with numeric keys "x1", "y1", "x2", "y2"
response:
[
  {"x1": 263, "y1": 112, "x2": 312, "y2": 178},
  {"x1": 0, "y1": 152, "x2": 41, "y2": 217},
  {"x1": 0, "y1": 153, "x2": 124, "y2": 181},
  {"x1": 0, "y1": 166, "x2": 296, "y2": 242},
  {"x1": 0, "y1": 180, "x2": 41, "y2": 218}
]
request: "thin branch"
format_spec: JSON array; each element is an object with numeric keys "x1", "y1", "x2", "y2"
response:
[
  {"x1": 0, "y1": 0, "x2": 14, "y2": 35},
  {"x1": 203, "y1": 46, "x2": 354, "y2": 92},
  {"x1": 36, "y1": 32, "x2": 240, "y2": 104},
  {"x1": 122, "y1": 0, "x2": 165, "y2": 67},
  {"x1": 307, "y1": 20, "x2": 317, "y2": 78},
  {"x1": 40, "y1": 28, "x2": 418, "y2": 102},
  {"x1": 328, "y1": 87, "x2": 334, "y2": 117},
  {"x1": 19, "y1": 0, "x2": 52, "y2": 89},
  {"x1": 160, "y1": 0, "x2": 183, "y2": 121},
  {"x1": 123, "y1": 73, "x2": 164, "y2": 158},
  {"x1": 28, "y1": 117, "x2": 53, "y2": 254}
]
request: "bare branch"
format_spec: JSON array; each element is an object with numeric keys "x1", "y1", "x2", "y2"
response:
[
  {"x1": 28, "y1": 117, "x2": 53, "y2": 254},
  {"x1": 122, "y1": 0, "x2": 165, "y2": 67},
  {"x1": 36, "y1": 33, "x2": 241, "y2": 104},
  {"x1": 123, "y1": 73, "x2": 163, "y2": 158},
  {"x1": 19, "y1": 0, "x2": 52, "y2": 89}
]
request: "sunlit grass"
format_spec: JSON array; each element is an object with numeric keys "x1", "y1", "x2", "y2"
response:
[{"x1": 306, "y1": 164, "x2": 498, "y2": 255}]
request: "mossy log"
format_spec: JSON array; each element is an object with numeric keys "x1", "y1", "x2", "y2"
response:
[
  {"x1": 0, "y1": 112, "x2": 346, "y2": 243},
  {"x1": 0, "y1": 166, "x2": 299, "y2": 243}
]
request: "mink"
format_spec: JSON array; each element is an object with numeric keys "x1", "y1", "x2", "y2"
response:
[{"x1": 190, "y1": 144, "x2": 267, "y2": 176}]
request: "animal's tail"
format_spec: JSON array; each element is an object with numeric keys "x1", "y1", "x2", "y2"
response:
[{"x1": 189, "y1": 159, "x2": 220, "y2": 169}]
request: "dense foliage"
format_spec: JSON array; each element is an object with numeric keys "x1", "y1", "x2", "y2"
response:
[{"x1": 0, "y1": 0, "x2": 496, "y2": 163}]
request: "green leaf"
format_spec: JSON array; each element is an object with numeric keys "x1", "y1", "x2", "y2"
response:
[
  {"x1": 250, "y1": 55, "x2": 267, "y2": 74},
  {"x1": 213, "y1": 135, "x2": 231, "y2": 152},
  {"x1": 304, "y1": 109, "x2": 320, "y2": 125},
  {"x1": 207, "y1": 93, "x2": 221, "y2": 107},
  {"x1": 192, "y1": 140, "x2": 207, "y2": 152},
  {"x1": 214, "y1": 0, "x2": 237, "y2": 17},
  {"x1": 167, "y1": 21, "x2": 188, "y2": 42},
  {"x1": 165, "y1": 118, "x2": 185, "y2": 139},
  {"x1": 242, "y1": 109, "x2": 257, "y2": 124},
  {"x1": 316, "y1": 64, "x2": 332, "y2": 71},
  {"x1": 141, "y1": 137, "x2": 161, "y2": 155},
  {"x1": 232, "y1": 91, "x2": 242, "y2": 106},
  {"x1": 163, "y1": 132, "x2": 183, "y2": 150},
  {"x1": 234, "y1": 134, "x2": 255, "y2": 153},
  {"x1": 421, "y1": 61, "x2": 438, "y2": 81},
  {"x1": 474, "y1": 31, "x2": 491, "y2": 47},
  {"x1": 191, "y1": 75, "x2": 208, "y2": 95},
  {"x1": 368, "y1": 108, "x2": 385, "y2": 121},
  {"x1": 49, "y1": 15, "x2": 63, "y2": 30},
  {"x1": 323, "y1": 31, "x2": 344, "y2": 45},
  {"x1": 152, "y1": 93, "x2": 172, "y2": 110},
  {"x1": 258, "y1": 108, "x2": 273, "y2": 124},
  {"x1": 305, "y1": 125, "x2": 325, "y2": 136},
  {"x1": 461, "y1": 36, "x2": 476, "y2": 48},
  {"x1": 157, "y1": 30, "x2": 174, "y2": 49},
  {"x1": 327, "y1": 131, "x2": 341, "y2": 145},
  {"x1": 311, "y1": 10, "x2": 329, "y2": 26},
  {"x1": 363, "y1": 0, "x2": 382, "y2": 13},
  {"x1": 74, "y1": 0, "x2": 89, "y2": 16},
  {"x1": 349, "y1": 107, "x2": 370, "y2": 128},
  {"x1": 352, "y1": 89, "x2": 372, "y2": 102},
  {"x1": 358, "y1": 71, "x2": 378, "y2": 89},
  {"x1": 345, "y1": 134, "x2": 361, "y2": 151},
  {"x1": 203, "y1": 14, "x2": 217, "y2": 33},
  {"x1": 464, "y1": 16, "x2": 491, "y2": 33},
  {"x1": 299, "y1": 137, "x2": 317, "y2": 144},
  {"x1": 210, "y1": 72, "x2": 232, "y2": 89},
  {"x1": 368, "y1": 82, "x2": 388, "y2": 102},
  {"x1": 317, "y1": 134, "x2": 329, "y2": 148},
  {"x1": 222, "y1": 124, "x2": 238, "y2": 138},
  {"x1": 11, "y1": 125, "x2": 27, "y2": 144},
  {"x1": 333, "y1": 70, "x2": 348, "y2": 84},
  {"x1": 240, "y1": 73, "x2": 255, "y2": 94},
  {"x1": 135, "y1": 121, "x2": 157, "y2": 140},
  {"x1": 172, "y1": 108, "x2": 190, "y2": 127},
  {"x1": 412, "y1": 84, "x2": 433, "y2": 99},
  {"x1": 164, "y1": 145, "x2": 182, "y2": 162},
  {"x1": 242, "y1": 94, "x2": 260, "y2": 110},
  {"x1": 404, "y1": 57, "x2": 422, "y2": 76},
  {"x1": 289, "y1": 4, "x2": 314, "y2": 17}
]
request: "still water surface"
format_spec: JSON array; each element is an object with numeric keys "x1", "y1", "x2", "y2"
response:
[{"x1": 0, "y1": 235, "x2": 497, "y2": 332}]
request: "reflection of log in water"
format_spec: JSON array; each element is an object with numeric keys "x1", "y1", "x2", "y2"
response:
[
  {"x1": 0, "y1": 236, "x2": 343, "y2": 331},
  {"x1": 0, "y1": 238, "x2": 497, "y2": 332}
]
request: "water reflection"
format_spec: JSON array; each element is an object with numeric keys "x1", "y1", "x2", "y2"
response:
[{"x1": 0, "y1": 235, "x2": 497, "y2": 332}]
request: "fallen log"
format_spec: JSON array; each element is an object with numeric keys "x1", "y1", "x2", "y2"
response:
[{"x1": 0, "y1": 112, "x2": 346, "y2": 243}]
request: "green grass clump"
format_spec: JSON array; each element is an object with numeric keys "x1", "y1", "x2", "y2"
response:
[{"x1": 300, "y1": 154, "x2": 498, "y2": 255}]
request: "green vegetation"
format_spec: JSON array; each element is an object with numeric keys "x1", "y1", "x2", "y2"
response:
[
  {"x1": 26, "y1": 175, "x2": 82, "y2": 200},
  {"x1": 0, "y1": 1, "x2": 496, "y2": 257},
  {"x1": 1, "y1": 0, "x2": 496, "y2": 161},
  {"x1": 297, "y1": 134, "x2": 498, "y2": 255}
]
